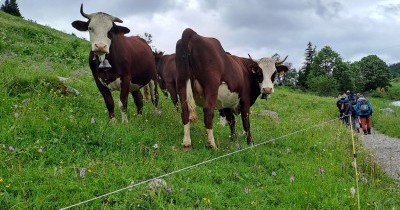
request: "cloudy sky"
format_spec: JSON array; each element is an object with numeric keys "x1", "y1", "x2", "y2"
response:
[{"x1": 14, "y1": 0, "x2": 400, "y2": 69}]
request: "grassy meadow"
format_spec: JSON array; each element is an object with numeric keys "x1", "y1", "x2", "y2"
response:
[{"x1": 1, "y1": 11, "x2": 399, "y2": 209}]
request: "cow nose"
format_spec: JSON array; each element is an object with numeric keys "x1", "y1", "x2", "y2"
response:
[
  {"x1": 262, "y1": 87, "x2": 273, "y2": 95},
  {"x1": 94, "y1": 43, "x2": 107, "y2": 52}
]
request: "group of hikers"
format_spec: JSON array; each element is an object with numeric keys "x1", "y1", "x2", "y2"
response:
[{"x1": 336, "y1": 90, "x2": 373, "y2": 135}]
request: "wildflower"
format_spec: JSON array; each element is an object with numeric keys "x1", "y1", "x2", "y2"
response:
[
  {"x1": 341, "y1": 162, "x2": 345, "y2": 170},
  {"x1": 6, "y1": 184, "x2": 10, "y2": 188},
  {"x1": 14, "y1": 112, "x2": 19, "y2": 118},
  {"x1": 9, "y1": 146, "x2": 15, "y2": 151},
  {"x1": 244, "y1": 186, "x2": 249, "y2": 193},
  {"x1": 157, "y1": 109, "x2": 162, "y2": 115},
  {"x1": 290, "y1": 175, "x2": 295, "y2": 183},
  {"x1": 0, "y1": 177, "x2": 3, "y2": 183},
  {"x1": 2, "y1": 144, "x2": 6, "y2": 149},
  {"x1": 166, "y1": 187, "x2": 172, "y2": 193},
  {"x1": 350, "y1": 187, "x2": 356, "y2": 198},
  {"x1": 80, "y1": 168, "x2": 86, "y2": 178},
  {"x1": 38, "y1": 148, "x2": 43, "y2": 153},
  {"x1": 361, "y1": 176, "x2": 368, "y2": 184},
  {"x1": 153, "y1": 144, "x2": 159, "y2": 150},
  {"x1": 90, "y1": 116, "x2": 96, "y2": 124},
  {"x1": 233, "y1": 169, "x2": 238, "y2": 178},
  {"x1": 286, "y1": 147, "x2": 291, "y2": 153},
  {"x1": 319, "y1": 166, "x2": 324, "y2": 175},
  {"x1": 271, "y1": 171, "x2": 277, "y2": 176},
  {"x1": 203, "y1": 197, "x2": 211, "y2": 204},
  {"x1": 149, "y1": 179, "x2": 167, "y2": 191},
  {"x1": 236, "y1": 143, "x2": 241, "y2": 150}
]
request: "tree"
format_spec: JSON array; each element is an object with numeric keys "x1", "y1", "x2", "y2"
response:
[
  {"x1": 389, "y1": 62, "x2": 400, "y2": 78},
  {"x1": 349, "y1": 61, "x2": 364, "y2": 93},
  {"x1": 359, "y1": 55, "x2": 391, "y2": 91},
  {"x1": 297, "y1": 42, "x2": 316, "y2": 90},
  {"x1": 307, "y1": 46, "x2": 349, "y2": 95},
  {"x1": 1, "y1": 0, "x2": 22, "y2": 17}
]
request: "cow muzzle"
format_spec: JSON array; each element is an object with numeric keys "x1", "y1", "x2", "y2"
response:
[
  {"x1": 93, "y1": 43, "x2": 108, "y2": 54},
  {"x1": 261, "y1": 87, "x2": 273, "y2": 100}
]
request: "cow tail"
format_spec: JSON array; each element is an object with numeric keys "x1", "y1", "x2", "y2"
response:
[
  {"x1": 181, "y1": 28, "x2": 198, "y2": 122},
  {"x1": 186, "y1": 79, "x2": 198, "y2": 122}
]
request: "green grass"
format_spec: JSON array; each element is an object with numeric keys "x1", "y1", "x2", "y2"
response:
[{"x1": 1, "y1": 11, "x2": 399, "y2": 209}]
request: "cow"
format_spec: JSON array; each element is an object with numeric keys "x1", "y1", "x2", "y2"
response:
[
  {"x1": 175, "y1": 28, "x2": 288, "y2": 149},
  {"x1": 71, "y1": 4, "x2": 158, "y2": 123},
  {"x1": 153, "y1": 51, "x2": 179, "y2": 108}
]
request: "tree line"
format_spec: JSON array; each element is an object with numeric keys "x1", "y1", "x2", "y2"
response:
[{"x1": 279, "y1": 41, "x2": 397, "y2": 96}]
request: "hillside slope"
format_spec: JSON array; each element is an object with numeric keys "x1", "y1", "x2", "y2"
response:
[{"x1": 0, "y1": 11, "x2": 399, "y2": 209}]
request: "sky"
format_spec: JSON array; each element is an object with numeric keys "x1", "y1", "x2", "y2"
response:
[{"x1": 12, "y1": 0, "x2": 400, "y2": 69}]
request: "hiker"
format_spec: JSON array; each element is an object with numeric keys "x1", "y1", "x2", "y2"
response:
[
  {"x1": 355, "y1": 96, "x2": 373, "y2": 135},
  {"x1": 348, "y1": 91, "x2": 359, "y2": 130},
  {"x1": 336, "y1": 95, "x2": 351, "y2": 124}
]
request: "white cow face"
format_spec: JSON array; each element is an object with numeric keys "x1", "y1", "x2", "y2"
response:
[
  {"x1": 71, "y1": 4, "x2": 129, "y2": 56},
  {"x1": 257, "y1": 57, "x2": 289, "y2": 98},
  {"x1": 86, "y1": 13, "x2": 115, "y2": 55}
]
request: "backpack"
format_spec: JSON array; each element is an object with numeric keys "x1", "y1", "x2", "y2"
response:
[
  {"x1": 340, "y1": 102, "x2": 345, "y2": 112},
  {"x1": 360, "y1": 100, "x2": 370, "y2": 112}
]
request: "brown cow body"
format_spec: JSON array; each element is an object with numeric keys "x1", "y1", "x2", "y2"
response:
[
  {"x1": 72, "y1": 4, "x2": 158, "y2": 123},
  {"x1": 154, "y1": 52, "x2": 178, "y2": 107},
  {"x1": 175, "y1": 28, "x2": 288, "y2": 149}
]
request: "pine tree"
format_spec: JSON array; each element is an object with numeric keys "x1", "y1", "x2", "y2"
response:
[
  {"x1": 1, "y1": 0, "x2": 22, "y2": 17},
  {"x1": 297, "y1": 42, "x2": 316, "y2": 89}
]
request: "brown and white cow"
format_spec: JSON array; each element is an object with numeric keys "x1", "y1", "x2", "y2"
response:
[
  {"x1": 72, "y1": 4, "x2": 158, "y2": 123},
  {"x1": 175, "y1": 28, "x2": 288, "y2": 149}
]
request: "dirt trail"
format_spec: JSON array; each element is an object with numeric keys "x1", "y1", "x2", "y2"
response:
[{"x1": 360, "y1": 129, "x2": 400, "y2": 181}]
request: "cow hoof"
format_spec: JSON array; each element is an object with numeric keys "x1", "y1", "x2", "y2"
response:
[
  {"x1": 109, "y1": 117, "x2": 117, "y2": 123},
  {"x1": 182, "y1": 144, "x2": 192, "y2": 151},
  {"x1": 247, "y1": 140, "x2": 255, "y2": 146},
  {"x1": 206, "y1": 143, "x2": 217, "y2": 149},
  {"x1": 189, "y1": 114, "x2": 198, "y2": 123}
]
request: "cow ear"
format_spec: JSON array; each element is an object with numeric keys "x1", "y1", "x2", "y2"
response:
[
  {"x1": 249, "y1": 63, "x2": 260, "y2": 74},
  {"x1": 113, "y1": 25, "x2": 130, "y2": 34},
  {"x1": 276, "y1": 65, "x2": 289, "y2": 75},
  {"x1": 71, "y1": 20, "x2": 89, "y2": 31}
]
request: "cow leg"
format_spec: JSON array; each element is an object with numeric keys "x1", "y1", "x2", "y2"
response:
[
  {"x1": 240, "y1": 103, "x2": 253, "y2": 145},
  {"x1": 223, "y1": 109, "x2": 236, "y2": 141},
  {"x1": 95, "y1": 83, "x2": 116, "y2": 122},
  {"x1": 149, "y1": 79, "x2": 159, "y2": 109},
  {"x1": 203, "y1": 93, "x2": 218, "y2": 149},
  {"x1": 178, "y1": 80, "x2": 192, "y2": 149},
  {"x1": 167, "y1": 82, "x2": 179, "y2": 111},
  {"x1": 131, "y1": 90, "x2": 143, "y2": 115},
  {"x1": 218, "y1": 109, "x2": 228, "y2": 126},
  {"x1": 119, "y1": 79, "x2": 131, "y2": 123}
]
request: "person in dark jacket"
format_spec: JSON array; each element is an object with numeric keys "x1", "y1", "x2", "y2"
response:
[
  {"x1": 336, "y1": 95, "x2": 346, "y2": 123},
  {"x1": 336, "y1": 95, "x2": 351, "y2": 125},
  {"x1": 355, "y1": 96, "x2": 373, "y2": 135}
]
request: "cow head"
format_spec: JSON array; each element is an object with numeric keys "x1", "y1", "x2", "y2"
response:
[
  {"x1": 255, "y1": 56, "x2": 289, "y2": 99},
  {"x1": 71, "y1": 4, "x2": 130, "y2": 56}
]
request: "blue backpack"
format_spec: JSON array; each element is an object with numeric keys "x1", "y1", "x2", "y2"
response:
[{"x1": 359, "y1": 99, "x2": 370, "y2": 113}]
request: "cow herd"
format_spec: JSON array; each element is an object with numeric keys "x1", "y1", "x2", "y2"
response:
[{"x1": 71, "y1": 4, "x2": 289, "y2": 149}]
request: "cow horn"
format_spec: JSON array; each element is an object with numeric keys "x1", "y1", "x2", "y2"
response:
[
  {"x1": 275, "y1": 55, "x2": 288, "y2": 65},
  {"x1": 248, "y1": 53, "x2": 253, "y2": 60},
  {"x1": 80, "y1": 4, "x2": 92, "y2": 19},
  {"x1": 112, "y1": 17, "x2": 123, "y2": 23}
]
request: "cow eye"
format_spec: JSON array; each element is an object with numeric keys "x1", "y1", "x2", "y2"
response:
[{"x1": 88, "y1": 27, "x2": 93, "y2": 31}]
